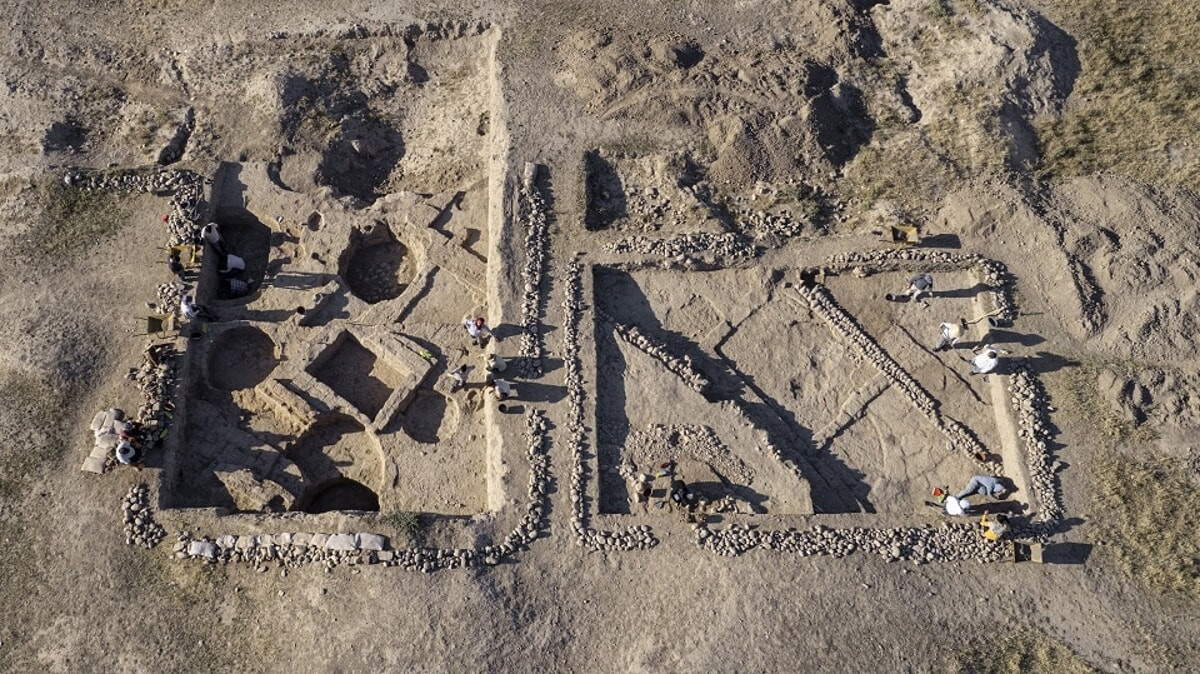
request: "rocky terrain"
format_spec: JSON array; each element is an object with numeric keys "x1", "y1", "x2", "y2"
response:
[{"x1": 0, "y1": 0, "x2": 1197, "y2": 672}]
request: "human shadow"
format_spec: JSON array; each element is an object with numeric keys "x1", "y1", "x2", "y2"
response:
[
  {"x1": 933, "y1": 283, "x2": 991, "y2": 299},
  {"x1": 1043, "y1": 541, "x2": 1093, "y2": 565},
  {"x1": 511, "y1": 381, "x2": 566, "y2": 404},
  {"x1": 1022, "y1": 352, "x2": 1079, "y2": 375},
  {"x1": 919, "y1": 233, "x2": 961, "y2": 249},
  {"x1": 985, "y1": 329, "x2": 1045, "y2": 348}
]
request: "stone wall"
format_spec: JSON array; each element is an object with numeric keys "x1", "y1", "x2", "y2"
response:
[
  {"x1": 564, "y1": 258, "x2": 657, "y2": 552},
  {"x1": 516, "y1": 163, "x2": 550, "y2": 378},
  {"x1": 166, "y1": 409, "x2": 552, "y2": 573}
]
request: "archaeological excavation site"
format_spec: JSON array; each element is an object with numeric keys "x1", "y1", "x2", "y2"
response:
[{"x1": 2, "y1": 0, "x2": 1198, "y2": 670}]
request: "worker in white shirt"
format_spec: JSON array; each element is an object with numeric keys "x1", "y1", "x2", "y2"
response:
[
  {"x1": 463, "y1": 316, "x2": 491, "y2": 347},
  {"x1": 179, "y1": 294, "x2": 215, "y2": 321},
  {"x1": 933, "y1": 318, "x2": 969, "y2": 351},
  {"x1": 200, "y1": 222, "x2": 227, "y2": 255},
  {"x1": 487, "y1": 376, "x2": 514, "y2": 400},
  {"x1": 968, "y1": 346, "x2": 1009, "y2": 376}
]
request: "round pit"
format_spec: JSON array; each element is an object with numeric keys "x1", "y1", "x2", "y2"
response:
[
  {"x1": 207, "y1": 326, "x2": 277, "y2": 390},
  {"x1": 302, "y1": 479, "x2": 380, "y2": 513},
  {"x1": 345, "y1": 240, "x2": 415, "y2": 304}
]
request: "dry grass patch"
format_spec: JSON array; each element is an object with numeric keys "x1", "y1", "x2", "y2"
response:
[
  {"x1": 13, "y1": 180, "x2": 129, "y2": 264},
  {"x1": 1036, "y1": 0, "x2": 1200, "y2": 188},
  {"x1": 1094, "y1": 452, "x2": 1200, "y2": 596},
  {"x1": 948, "y1": 628, "x2": 1095, "y2": 674},
  {"x1": 1051, "y1": 363, "x2": 1197, "y2": 596},
  {"x1": 0, "y1": 369, "x2": 70, "y2": 500}
]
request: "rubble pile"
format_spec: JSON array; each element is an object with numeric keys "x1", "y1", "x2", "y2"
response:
[
  {"x1": 125, "y1": 343, "x2": 179, "y2": 447},
  {"x1": 122, "y1": 484, "x2": 166, "y2": 549},
  {"x1": 516, "y1": 166, "x2": 550, "y2": 378},
  {"x1": 609, "y1": 231, "x2": 756, "y2": 264},
  {"x1": 620, "y1": 424, "x2": 754, "y2": 486},
  {"x1": 563, "y1": 258, "x2": 658, "y2": 552},
  {"x1": 155, "y1": 282, "x2": 187, "y2": 315}
]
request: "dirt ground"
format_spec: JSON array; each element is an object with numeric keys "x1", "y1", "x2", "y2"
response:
[{"x1": 1, "y1": 0, "x2": 1198, "y2": 672}]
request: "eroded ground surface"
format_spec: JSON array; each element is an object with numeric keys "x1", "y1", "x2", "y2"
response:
[{"x1": 0, "y1": 0, "x2": 1198, "y2": 672}]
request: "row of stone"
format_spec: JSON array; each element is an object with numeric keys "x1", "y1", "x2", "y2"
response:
[
  {"x1": 798, "y1": 284, "x2": 997, "y2": 471},
  {"x1": 693, "y1": 521, "x2": 1008, "y2": 564},
  {"x1": 267, "y1": 19, "x2": 489, "y2": 43},
  {"x1": 64, "y1": 168, "x2": 206, "y2": 246},
  {"x1": 516, "y1": 167, "x2": 550, "y2": 378},
  {"x1": 176, "y1": 530, "x2": 388, "y2": 571},
  {"x1": 122, "y1": 484, "x2": 166, "y2": 549},
  {"x1": 608, "y1": 231, "x2": 757, "y2": 266},
  {"x1": 820, "y1": 248, "x2": 1017, "y2": 323},
  {"x1": 607, "y1": 319, "x2": 711, "y2": 395},
  {"x1": 563, "y1": 258, "x2": 658, "y2": 552},
  {"x1": 1009, "y1": 364, "x2": 1065, "y2": 525},
  {"x1": 124, "y1": 342, "x2": 179, "y2": 447},
  {"x1": 174, "y1": 410, "x2": 554, "y2": 573}
]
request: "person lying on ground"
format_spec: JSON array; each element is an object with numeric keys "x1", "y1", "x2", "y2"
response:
[{"x1": 954, "y1": 474, "x2": 1009, "y2": 501}]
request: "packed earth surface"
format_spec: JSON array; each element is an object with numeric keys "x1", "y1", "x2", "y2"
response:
[{"x1": 0, "y1": 0, "x2": 1198, "y2": 672}]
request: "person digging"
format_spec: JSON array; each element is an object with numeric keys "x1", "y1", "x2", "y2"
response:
[
  {"x1": 447, "y1": 364, "x2": 471, "y2": 392},
  {"x1": 933, "y1": 319, "x2": 969, "y2": 351},
  {"x1": 888, "y1": 273, "x2": 934, "y2": 307},
  {"x1": 965, "y1": 345, "x2": 1009, "y2": 377},
  {"x1": 115, "y1": 430, "x2": 144, "y2": 470},
  {"x1": 487, "y1": 375, "x2": 514, "y2": 401}
]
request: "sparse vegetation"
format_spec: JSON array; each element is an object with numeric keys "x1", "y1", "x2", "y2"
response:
[
  {"x1": 382, "y1": 510, "x2": 425, "y2": 545},
  {"x1": 1095, "y1": 452, "x2": 1200, "y2": 596},
  {"x1": 16, "y1": 180, "x2": 129, "y2": 263},
  {"x1": 1036, "y1": 1, "x2": 1200, "y2": 188},
  {"x1": 1053, "y1": 363, "x2": 1197, "y2": 595},
  {"x1": 0, "y1": 369, "x2": 69, "y2": 500},
  {"x1": 947, "y1": 628, "x2": 1095, "y2": 674},
  {"x1": 1059, "y1": 362, "x2": 1159, "y2": 446}
]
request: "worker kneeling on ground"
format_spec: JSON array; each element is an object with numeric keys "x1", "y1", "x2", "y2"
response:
[{"x1": 979, "y1": 513, "x2": 1010, "y2": 541}]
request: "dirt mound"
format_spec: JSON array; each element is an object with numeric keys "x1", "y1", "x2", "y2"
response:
[
  {"x1": 1052, "y1": 176, "x2": 1200, "y2": 357},
  {"x1": 872, "y1": 0, "x2": 1079, "y2": 170},
  {"x1": 560, "y1": 33, "x2": 872, "y2": 187}
]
